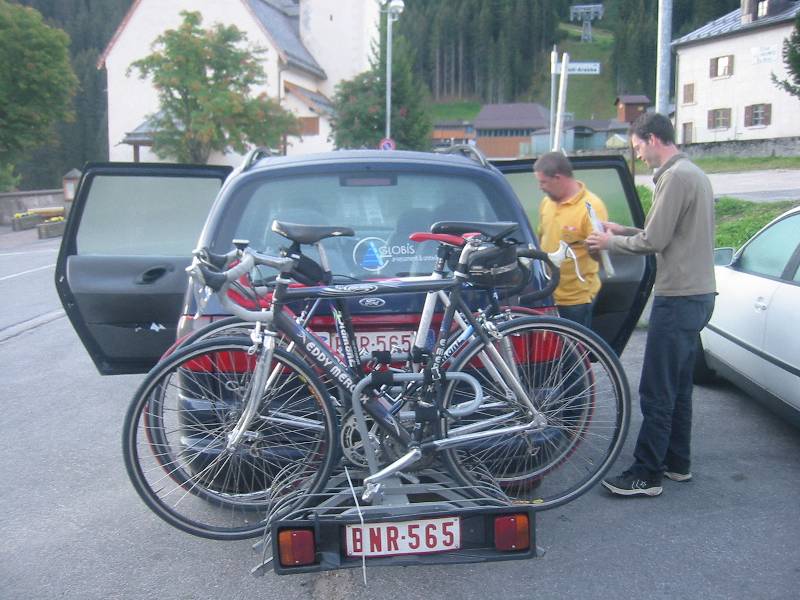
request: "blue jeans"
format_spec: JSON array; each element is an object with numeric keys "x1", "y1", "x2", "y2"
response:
[
  {"x1": 557, "y1": 302, "x2": 594, "y2": 329},
  {"x1": 631, "y1": 294, "x2": 716, "y2": 480}
]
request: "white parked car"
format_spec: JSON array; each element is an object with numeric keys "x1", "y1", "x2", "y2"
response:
[{"x1": 695, "y1": 206, "x2": 800, "y2": 423}]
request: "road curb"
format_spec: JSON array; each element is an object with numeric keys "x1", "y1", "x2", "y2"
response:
[{"x1": 0, "y1": 309, "x2": 66, "y2": 343}]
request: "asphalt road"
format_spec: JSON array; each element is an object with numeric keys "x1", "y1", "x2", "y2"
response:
[
  {"x1": 1, "y1": 226, "x2": 799, "y2": 600},
  {"x1": 634, "y1": 168, "x2": 800, "y2": 202}
]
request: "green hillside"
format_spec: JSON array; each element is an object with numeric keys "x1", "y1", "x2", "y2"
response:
[
  {"x1": 531, "y1": 23, "x2": 617, "y2": 120},
  {"x1": 431, "y1": 23, "x2": 617, "y2": 122}
]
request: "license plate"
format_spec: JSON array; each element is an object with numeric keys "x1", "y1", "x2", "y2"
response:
[
  {"x1": 344, "y1": 516, "x2": 460, "y2": 557},
  {"x1": 317, "y1": 330, "x2": 415, "y2": 354}
]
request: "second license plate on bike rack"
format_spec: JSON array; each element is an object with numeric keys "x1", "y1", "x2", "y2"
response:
[{"x1": 344, "y1": 516, "x2": 461, "y2": 557}]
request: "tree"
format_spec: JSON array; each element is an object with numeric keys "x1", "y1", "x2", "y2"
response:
[
  {"x1": 330, "y1": 30, "x2": 432, "y2": 151},
  {"x1": 128, "y1": 11, "x2": 296, "y2": 164},
  {"x1": 772, "y1": 14, "x2": 800, "y2": 100},
  {"x1": 0, "y1": 1, "x2": 77, "y2": 190},
  {"x1": 12, "y1": 0, "x2": 132, "y2": 189}
]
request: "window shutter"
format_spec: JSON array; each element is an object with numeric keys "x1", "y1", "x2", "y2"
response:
[
  {"x1": 764, "y1": 104, "x2": 772, "y2": 126},
  {"x1": 745, "y1": 105, "x2": 753, "y2": 127},
  {"x1": 299, "y1": 117, "x2": 320, "y2": 136},
  {"x1": 683, "y1": 83, "x2": 694, "y2": 103},
  {"x1": 728, "y1": 55, "x2": 734, "y2": 76},
  {"x1": 709, "y1": 58, "x2": 716, "y2": 78},
  {"x1": 708, "y1": 110, "x2": 715, "y2": 129}
]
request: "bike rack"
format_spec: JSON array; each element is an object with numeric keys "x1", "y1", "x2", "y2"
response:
[{"x1": 251, "y1": 463, "x2": 542, "y2": 577}]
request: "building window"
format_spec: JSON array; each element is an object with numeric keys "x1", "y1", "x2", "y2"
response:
[
  {"x1": 745, "y1": 103, "x2": 772, "y2": 127},
  {"x1": 682, "y1": 122, "x2": 693, "y2": 143},
  {"x1": 709, "y1": 55, "x2": 734, "y2": 78},
  {"x1": 757, "y1": 1, "x2": 768, "y2": 18},
  {"x1": 682, "y1": 83, "x2": 695, "y2": 104},
  {"x1": 298, "y1": 116, "x2": 319, "y2": 136},
  {"x1": 707, "y1": 108, "x2": 732, "y2": 130}
]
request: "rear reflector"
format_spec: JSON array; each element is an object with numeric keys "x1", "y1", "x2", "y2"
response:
[
  {"x1": 278, "y1": 529, "x2": 316, "y2": 567},
  {"x1": 494, "y1": 514, "x2": 530, "y2": 551}
]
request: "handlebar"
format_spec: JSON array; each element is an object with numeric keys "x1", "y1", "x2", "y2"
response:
[{"x1": 187, "y1": 248, "x2": 295, "y2": 323}]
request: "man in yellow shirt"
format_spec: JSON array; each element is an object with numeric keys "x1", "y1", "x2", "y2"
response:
[{"x1": 534, "y1": 152, "x2": 609, "y2": 328}]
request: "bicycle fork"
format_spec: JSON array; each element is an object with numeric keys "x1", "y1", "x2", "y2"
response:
[{"x1": 226, "y1": 323, "x2": 277, "y2": 451}]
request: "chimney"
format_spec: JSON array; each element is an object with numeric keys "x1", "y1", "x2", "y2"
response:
[{"x1": 741, "y1": 0, "x2": 758, "y2": 24}]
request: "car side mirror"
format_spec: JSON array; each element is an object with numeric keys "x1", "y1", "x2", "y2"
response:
[{"x1": 714, "y1": 247, "x2": 735, "y2": 266}]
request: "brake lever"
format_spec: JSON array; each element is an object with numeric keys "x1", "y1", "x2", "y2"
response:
[{"x1": 186, "y1": 258, "x2": 213, "y2": 318}]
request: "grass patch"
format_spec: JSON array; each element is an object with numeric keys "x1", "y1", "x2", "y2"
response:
[
  {"x1": 634, "y1": 185, "x2": 800, "y2": 248},
  {"x1": 691, "y1": 155, "x2": 800, "y2": 173},
  {"x1": 714, "y1": 197, "x2": 800, "y2": 248},
  {"x1": 429, "y1": 100, "x2": 482, "y2": 122}
]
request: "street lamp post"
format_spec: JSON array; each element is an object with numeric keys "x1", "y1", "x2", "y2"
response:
[{"x1": 384, "y1": 0, "x2": 404, "y2": 141}]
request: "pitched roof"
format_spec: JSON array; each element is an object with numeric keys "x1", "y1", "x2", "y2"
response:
[
  {"x1": 284, "y1": 81, "x2": 334, "y2": 115},
  {"x1": 570, "y1": 118, "x2": 629, "y2": 132},
  {"x1": 98, "y1": 0, "x2": 326, "y2": 80},
  {"x1": 246, "y1": 0, "x2": 326, "y2": 79},
  {"x1": 672, "y1": 1, "x2": 800, "y2": 48},
  {"x1": 615, "y1": 95, "x2": 651, "y2": 105},
  {"x1": 474, "y1": 103, "x2": 550, "y2": 129}
]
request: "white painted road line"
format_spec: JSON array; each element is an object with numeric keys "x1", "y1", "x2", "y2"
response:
[
  {"x1": 0, "y1": 264, "x2": 56, "y2": 282},
  {"x1": 0, "y1": 249, "x2": 59, "y2": 257}
]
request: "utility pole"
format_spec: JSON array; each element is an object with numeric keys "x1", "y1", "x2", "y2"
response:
[
  {"x1": 549, "y1": 46, "x2": 558, "y2": 151},
  {"x1": 655, "y1": 0, "x2": 672, "y2": 115}
]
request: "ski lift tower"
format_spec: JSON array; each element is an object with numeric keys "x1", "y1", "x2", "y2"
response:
[{"x1": 570, "y1": 4, "x2": 604, "y2": 42}]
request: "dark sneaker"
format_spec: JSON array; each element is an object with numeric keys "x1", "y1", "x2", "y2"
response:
[
  {"x1": 602, "y1": 471, "x2": 663, "y2": 497},
  {"x1": 664, "y1": 470, "x2": 692, "y2": 482}
]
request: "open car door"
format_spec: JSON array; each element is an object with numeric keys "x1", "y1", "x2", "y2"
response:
[
  {"x1": 55, "y1": 163, "x2": 232, "y2": 375},
  {"x1": 494, "y1": 155, "x2": 655, "y2": 355}
]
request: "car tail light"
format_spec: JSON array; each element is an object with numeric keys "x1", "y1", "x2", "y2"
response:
[
  {"x1": 494, "y1": 514, "x2": 530, "y2": 551},
  {"x1": 278, "y1": 529, "x2": 316, "y2": 567}
]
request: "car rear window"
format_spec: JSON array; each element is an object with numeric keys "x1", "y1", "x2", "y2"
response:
[{"x1": 216, "y1": 171, "x2": 518, "y2": 280}]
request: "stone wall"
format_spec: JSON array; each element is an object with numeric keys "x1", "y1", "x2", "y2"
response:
[
  {"x1": 0, "y1": 189, "x2": 64, "y2": 225},
  {"x1": 679, "y1": 137, "x2": 800, "y2": 159}
]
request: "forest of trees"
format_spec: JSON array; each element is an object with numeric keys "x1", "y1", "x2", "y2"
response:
[
  {"x1": 398, "y1": 0, "x2": 741, "y2": 104},
  {"x1": 8, "y1": 0, "x2": 743, "y2": 190},
  {"x1": 14, "y1": 0, "x2": 133, "y2": 189}
]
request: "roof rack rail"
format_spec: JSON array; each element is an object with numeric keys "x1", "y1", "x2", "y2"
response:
[
  {"x1": 436, "y1": 144, "x2": 490, "y2": 168},
  {"x1": 240, "y1": 147, "x2": 275, "y2": 172}
]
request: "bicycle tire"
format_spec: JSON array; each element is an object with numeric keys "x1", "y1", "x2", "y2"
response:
[
  {"x1": 440, "y1": 316, "x2": 630, "y2": 510},
  {"x1": 122, "y1": 336, "x2": 338, "y2": 540}
]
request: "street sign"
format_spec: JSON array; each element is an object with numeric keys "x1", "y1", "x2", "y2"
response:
[
  {"x1": 379, "y1": 137, "x2": 396, "y2": 151},
  {"x1": 554, "y1": 62, "x2": 601, "y2": 75}
]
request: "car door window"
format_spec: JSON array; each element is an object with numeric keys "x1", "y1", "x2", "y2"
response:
[
  {"x1": 503, "y1": 167, "x2": 637, "y2": 229},
  {"x1": 738, "y1": 214, "x2": 800, "y2": 279},
  {"x1": 76, "y1": 175, "x2": 223, "y2": 255}
]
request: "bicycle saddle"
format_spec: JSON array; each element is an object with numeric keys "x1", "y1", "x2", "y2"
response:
[
  {"x1": 271, "y1": 220, "x2": 355, "y2": 245},
  {"x1": 431, "y1": 221, "x2": 518, "y2": 242}
]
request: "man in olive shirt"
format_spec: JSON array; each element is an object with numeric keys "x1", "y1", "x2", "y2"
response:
[
  {"x1": 535, "y1": 152, "x2": 608, "y2": 328},
  {"x1": 587, "y1": 113, "x2": 716, "y2": 497}
]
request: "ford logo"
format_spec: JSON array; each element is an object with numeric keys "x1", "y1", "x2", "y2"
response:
[{"x1": 359, "y1": 297, "x2": 386, "y2": 308}]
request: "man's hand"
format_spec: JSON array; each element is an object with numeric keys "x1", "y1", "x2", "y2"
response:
[{"x1": 587, "y1": 230, "x2": 613, "y2": 251}]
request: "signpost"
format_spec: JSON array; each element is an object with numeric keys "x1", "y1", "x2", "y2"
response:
[{"x1": 554, "y1": 61, "x2": 601, "y2": 75}]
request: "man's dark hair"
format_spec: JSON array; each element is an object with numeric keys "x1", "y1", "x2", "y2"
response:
[
  {"x1": 630, "y1": 112, "x2": 675, "y2": 145},
  {"x1": 533, "y1": 151, "x2": 573, "y2": 178}
]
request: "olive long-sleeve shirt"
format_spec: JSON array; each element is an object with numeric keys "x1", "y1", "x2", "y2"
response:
[{"x1": 608, "y1": 153, "x2": 716, "y2": 296}]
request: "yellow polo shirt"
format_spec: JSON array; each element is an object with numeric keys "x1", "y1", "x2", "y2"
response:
[{"x1": 537, "y1": 182, "x2": 608, "y2": 306}]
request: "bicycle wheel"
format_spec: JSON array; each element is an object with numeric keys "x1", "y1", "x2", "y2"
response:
[
  {"x1": 440, "y1": 316, "x2": 630, "y2": 510},
  {"x1": 122, "y1": 336, "x2": 338, "y2": 540}
]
